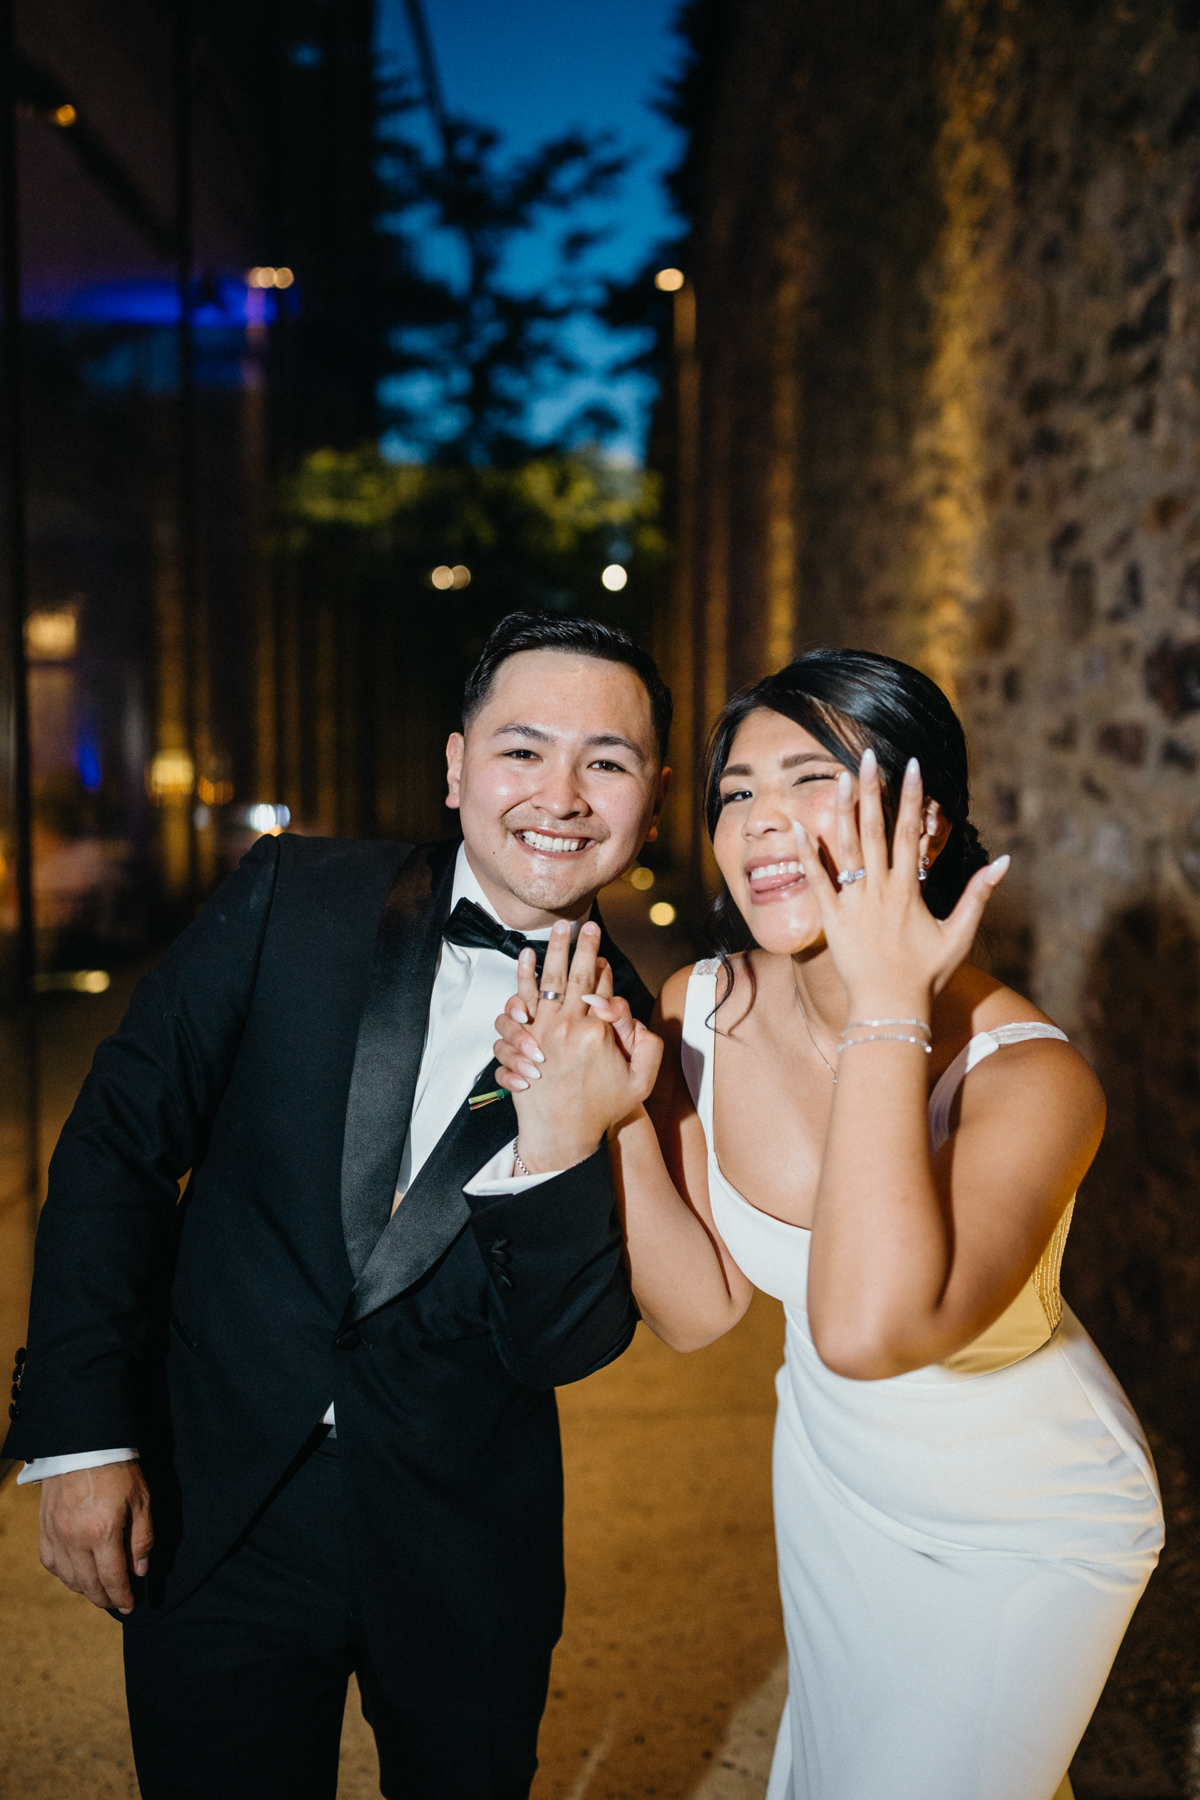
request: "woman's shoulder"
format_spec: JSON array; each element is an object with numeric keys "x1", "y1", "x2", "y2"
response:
[
  {"x1": 657, "y1": 952, "x2": 747, "y2": 1024},
  {"x1": 657, "y1": 961, "x2": 701, "y2": 1024},
  {"x1": 940, "y1": 968, "x2": 1104, "y2": 1119},
  {"x1": 940, "y1": 964, "x2": 1054, "y2": 1039}
]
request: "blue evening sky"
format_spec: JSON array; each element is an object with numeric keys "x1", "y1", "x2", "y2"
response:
[{"x1": 375, "y1": 0, "x2": 685, "y2": 459}]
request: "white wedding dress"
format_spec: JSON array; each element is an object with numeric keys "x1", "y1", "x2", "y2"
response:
[{"x1": 681, "y1": 962, "x2": 1164, "y2": 1800}]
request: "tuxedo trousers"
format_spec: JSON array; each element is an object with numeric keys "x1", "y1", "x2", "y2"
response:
[{"x1": 122, "y1": 1434, "x2": 551, "y2": 1800}]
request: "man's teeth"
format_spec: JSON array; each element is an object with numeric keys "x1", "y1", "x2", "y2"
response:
[
  {"x1": 748, "y1": 860, "x2": 804, "y2": 883},
  {"x1": 520, "y1": 831, "x2": 586, "y2": 854}
]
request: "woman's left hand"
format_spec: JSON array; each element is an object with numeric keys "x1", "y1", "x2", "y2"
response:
[{"x1": 796, "y1": 748, "x2": 1008, "y2": 1015}]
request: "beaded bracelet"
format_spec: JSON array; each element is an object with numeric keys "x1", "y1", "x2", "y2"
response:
[
  {"x1": 844, "y1": 1018, "x2": 931, "y2": 1033},
  {"x1": 838, "y1": 1033, "x2": 932, "y2": 1055}
]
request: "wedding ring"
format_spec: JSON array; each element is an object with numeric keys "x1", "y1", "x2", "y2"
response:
[
  {"x1": 538, "y1": 989, "x2": 565, "y2": 1002},
  {"x1": 838, "y1": 867, "x2": 867, "y2": 885}
]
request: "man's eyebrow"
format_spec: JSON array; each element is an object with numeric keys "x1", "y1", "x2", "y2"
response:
[
  {"x1": 584, "y1": 732, "x2": 645, "y2": 759},
  {"x1": 492, "y1": 723, "x2": 553, "y2": 742},
  {"x1": 491, "y1": 723, "x2": 646, "y2": 760},
  {"x1": 720, "y1": 751, "x2": 839, "y2": 779}
]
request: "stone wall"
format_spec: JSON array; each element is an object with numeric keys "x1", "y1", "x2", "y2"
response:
[{"x1": 678, "y1": 0, "x2": 1200, "y2": 1462}]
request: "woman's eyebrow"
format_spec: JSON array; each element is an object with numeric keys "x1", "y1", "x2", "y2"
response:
[{"x1": 721, "y1": 752, "x2": 837, "y2": 779}]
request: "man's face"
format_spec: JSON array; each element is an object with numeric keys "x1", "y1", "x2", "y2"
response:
[{"x1": 445, "y1": 649, "x2": 670, "y2": 928}]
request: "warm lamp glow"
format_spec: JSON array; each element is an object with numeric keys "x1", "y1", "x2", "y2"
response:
[
  {"x1": 649, "y1": 902, "x2": 677, "y2": 926},
  {"x1": 149, "y1": 750, "x2": 195, "y2": 799},
  {"x1": 53, "y1": 104, "x2": 77, "y2": 127},
  {"x1": 655, "y1": 268, "x2": 685, "y2": 292},
  {"x1": 25, "y1": 608, "x2": 77, "y2": 661},
  {"x1": 247, "y1": 266, "x2": 295, "y2": 290}
]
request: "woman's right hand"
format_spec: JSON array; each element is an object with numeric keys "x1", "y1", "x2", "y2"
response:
[{"x1": 491, "y1": 919, "x2": 662, "y2": 1174}]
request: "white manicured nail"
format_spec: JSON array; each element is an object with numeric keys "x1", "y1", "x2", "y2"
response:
[
  {"x1": 990, "y1": 853, "x2": 1011, "y2": 875},
  {"x1": 523, "y1": 1043, "x2": 544, "y2": 1062},
  {"x1": 512, "y1": 1007, "x2": 529, "y2": 1024}
]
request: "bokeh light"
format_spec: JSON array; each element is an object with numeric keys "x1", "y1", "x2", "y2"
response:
[
  {"x1": 602, "y1": 564, "x2": 628, "y2": 590},
  {"x1": 649, "y1": 901, "x2": 676, "y2": 926},
  {"x1": 654, "y1": 267, "x2": 684, "y2": 291}
]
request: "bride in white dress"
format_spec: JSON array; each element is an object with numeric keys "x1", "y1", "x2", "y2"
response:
[{"x1": 491, "y1": 648, "x2": 1164, "y2": 1800}]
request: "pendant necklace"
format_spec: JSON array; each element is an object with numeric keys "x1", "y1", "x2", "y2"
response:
[{"x1": 791, "y1": 967, "x2": 838, "y2": 1085}]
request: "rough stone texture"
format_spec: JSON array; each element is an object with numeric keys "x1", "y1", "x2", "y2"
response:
[
  {"x1": 683, "y1": 0, "x2": 1200, "y2": 1462},
  {"x1": 676, "y1": 2, "x2": 1200, "y2": 1783}
]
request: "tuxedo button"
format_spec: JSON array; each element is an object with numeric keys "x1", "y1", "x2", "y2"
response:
[
  {"x1": 496, "y1": 1273, "x2": 514, "y2": 1290},
  {"x1": 15, "y1": 1347, "x2": 26, "y2": 1365},
  {"x1": 10, "y1": 1384, "x2": 18, "y2": 1402},
  {"x1": 336, "y1": 1329, "x2": 362, "y2": 1352},
  {"x1": 8, "y1": 1402, "x2": 16, "y2": 1419},
  {"x1": 489, "y1": 1239, "x2": 510, "y2": 1252}
]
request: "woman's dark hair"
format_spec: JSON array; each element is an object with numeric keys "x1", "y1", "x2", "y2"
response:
[
  {"x1": 463, "y1": 610, "x2": 673, "y2": 762},
  {"x1": 703, "y1": 647, "x2": 990, "y2": 962}
]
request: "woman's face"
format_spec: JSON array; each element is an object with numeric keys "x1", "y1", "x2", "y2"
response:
[{"x1": 712, "y1": 707, "x2": 857, "y2": 957}]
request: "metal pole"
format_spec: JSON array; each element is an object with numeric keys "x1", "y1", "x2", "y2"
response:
[
  {"x1": 0, "y1": 0, "x2": 40, "y2": 1219},
  {"x1": 175, "y1": 0, "x2": 197, "y2": 900}
]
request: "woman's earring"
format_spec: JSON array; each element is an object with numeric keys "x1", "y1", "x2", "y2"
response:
[{"x1": 918, "y1": 855, "x2": 930, "y2": 883}]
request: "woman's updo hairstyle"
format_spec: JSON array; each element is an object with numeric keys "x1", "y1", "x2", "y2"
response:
[{"x1": 702, "y1": 647, "x2": 990, "y2": 959}]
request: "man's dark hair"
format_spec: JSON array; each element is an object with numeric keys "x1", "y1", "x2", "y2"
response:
[{"x1": 462, "y1": 611, "x2": 673, "y2": 761}]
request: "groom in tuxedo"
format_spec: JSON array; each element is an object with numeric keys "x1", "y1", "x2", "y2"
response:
[{"x1": 4, "y1": 610, "x2": 672, "y2": 1800}]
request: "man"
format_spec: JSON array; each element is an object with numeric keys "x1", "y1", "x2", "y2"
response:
[{"x1": 4, "y1": 611, "x2": 672, "y2": 1800}]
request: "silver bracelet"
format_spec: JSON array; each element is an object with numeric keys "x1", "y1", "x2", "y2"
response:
[
  {"x1": 844, "y1": 1018, "x2": 931, "y2": 1032},
  {"x1": 837, "y1": 1033, "x2": 932, "y2": 1055},
  {"x1": 514, "y1": 1144, "x2": 532, "y2": 1177}
]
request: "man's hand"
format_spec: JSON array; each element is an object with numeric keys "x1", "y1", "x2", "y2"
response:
[
  {"x1": 492, "y1": 920, "x2": 662, "y2": 1172},
  {"x1": 39, "y1": 1462, "x2": 153, "y2": 1614}
]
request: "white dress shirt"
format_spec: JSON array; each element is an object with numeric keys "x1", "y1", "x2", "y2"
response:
[{"x1": 20, "y1": 843, "x2": 566, "y2": 1484}]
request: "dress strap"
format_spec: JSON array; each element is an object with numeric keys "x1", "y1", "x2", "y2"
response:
[
  {"x1": 680, "y1": 959, "x2": 721, "y2": 1133},
  {"x1": 928, "y1": 1023, "x2": 1069, "y2": 1155}
]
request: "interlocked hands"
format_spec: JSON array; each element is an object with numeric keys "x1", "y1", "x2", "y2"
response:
[{"x1": 492, "y1": 919, "x2": 662, "y2": 1174}]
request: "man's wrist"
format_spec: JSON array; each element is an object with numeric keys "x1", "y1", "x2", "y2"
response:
[{"x1": 515, "y1": 1133, "x2": 601, "y2": 1176}]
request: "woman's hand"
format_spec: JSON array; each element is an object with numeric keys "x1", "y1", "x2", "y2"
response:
[
  {"x1": 796, "y1": 748, "x2": 1009, "y2": 1017},
  {"x1": 491, "y1": 920, "x2": 662, "y2": 1174}
]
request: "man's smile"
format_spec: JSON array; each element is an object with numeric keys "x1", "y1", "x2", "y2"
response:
[{"x1": 514, "y1": 829, "x2": 594, "y2": 856}]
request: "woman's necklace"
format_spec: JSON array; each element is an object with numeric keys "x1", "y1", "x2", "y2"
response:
[{"x1": 791, "y1": 967, "x2": 838, "y2": 1085}]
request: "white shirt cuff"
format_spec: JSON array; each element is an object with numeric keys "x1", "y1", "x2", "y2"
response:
[
  {"x1": 464, "y1": 1137, "x2": 564, "y2": 1195},
  {"x1": 17, "y1": 1447, "x2": 139, "y2": 1486}
]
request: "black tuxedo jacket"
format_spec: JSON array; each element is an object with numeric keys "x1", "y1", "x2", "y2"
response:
[{"x1": 4, "y1": 836, "x2": 648, "y2": 1696}]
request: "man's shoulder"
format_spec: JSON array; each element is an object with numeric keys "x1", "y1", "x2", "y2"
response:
[{"x1": 273, "y1": 833, "x2": 419, "y2": 878}]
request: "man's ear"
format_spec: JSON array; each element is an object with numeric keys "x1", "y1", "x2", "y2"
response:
[
  {"x1": 645, "y1": 766, "x2": 672, "y2": 844},
  {"x1": 445, "y1": 733, "x2": 465, "y2": 811}
]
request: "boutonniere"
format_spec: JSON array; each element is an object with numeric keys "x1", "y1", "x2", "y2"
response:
[{"x1": 468, "y1": 1087, "x2": 506, "y2": 1112}]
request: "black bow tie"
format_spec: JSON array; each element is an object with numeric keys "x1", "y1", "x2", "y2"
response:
[{"x1": 441, "y1": 898, "x2": 550, "y2": 973}]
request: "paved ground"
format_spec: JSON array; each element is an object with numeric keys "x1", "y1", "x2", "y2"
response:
[{"x1": 2, "y1": 881, "x2": 1198, "y2": 1797}]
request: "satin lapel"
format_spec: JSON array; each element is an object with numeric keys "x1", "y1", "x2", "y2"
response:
[
  {"x1": 593, "y1": 900, "x2": 654, "y2": 1025},
  {"x1": 340, "y1": 839, "x2": 458, "y2": 1279},
  {"x1": 341, "y1": 1059, "x2": 517, "y2": 1326}
]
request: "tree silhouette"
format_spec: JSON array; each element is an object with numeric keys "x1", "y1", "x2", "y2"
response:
[{"x1": 376, "y1": 92, "x2": 628, "y2": 464}]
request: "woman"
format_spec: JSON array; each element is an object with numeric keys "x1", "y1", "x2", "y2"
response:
[{"x1": 493, "y1": 649, "x2": 1164, "y2": 1800}]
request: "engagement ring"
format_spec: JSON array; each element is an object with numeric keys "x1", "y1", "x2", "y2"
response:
[{"x1": 838, "y1": 867, "x2": 867, "y2": 885}]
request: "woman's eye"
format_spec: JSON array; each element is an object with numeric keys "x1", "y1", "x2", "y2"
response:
[
  {"x1": 794, "y1": 772, "x2": 838, "y2": 786},
  {"x1": 720, "y1": 788, "x2": 752, "y2": 806}
]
